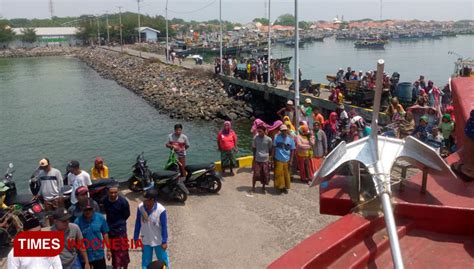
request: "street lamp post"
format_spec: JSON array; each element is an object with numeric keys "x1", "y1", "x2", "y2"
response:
[
  {"x1": 294, "y1": 0, "x2": 300, "y2": 124},
  {"x1": 166, "y1": 0, "x2": 169, "y2": 63},
  {"x1": 219, "y1": 0, "x2": 223, "y2": 75},
  {"x1": 137, "y1": 0, "x2": 142, "y2": 43},
  {"x1": 96, "y1": 15, "x2": 101, "y2": 47},
  {"x1": 118, "y1": 6, "x2": 123, "y2": 51},
  {"x1": 267, "y1": 0, "x2": 271, "y2": 85},
  {"x1": 105, "y1": 11, "x2": 110, "y2": 45}
]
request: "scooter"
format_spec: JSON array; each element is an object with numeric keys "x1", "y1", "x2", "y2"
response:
[
  {"x1": 2, "y1": 163, "x2": 46, "y2": 226},
  {"x1": 129, "y1": 153, "x2": 189, "y2": 203},
  {"x1": 165, "y1": 150, "x2": 222, "y2": 194}
]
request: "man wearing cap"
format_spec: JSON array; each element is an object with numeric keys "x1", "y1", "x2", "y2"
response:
[
  {"x1": 299, "y1": 98, "x2": 313, "y2": 126},
  {"x1": 7, "y1": 213, "x2": 62, "y2": 269},
  {"x1": 51, "y1": 208, "x2": 90, "y2": 269},
  {"x1": 134, "y1": 189, "x2": 169, "y2": 269},
  {"x1": 36, "y1": 158, "x2": 64, "y2": 225},
  {"x1": 412, "y1": 115, "x2": 430, "y2": 143},
  {"x1": 272, "y1": 124, "x2": 296, "y2": 194},
  {"x1": 67, "y1": 160, "x2": 92, "y2": 205},
  {"x1": 277, "y1": 100, "x2": 296, "y2": 125},
  {"x1": 67, "y1": 186, "x2": 100, "y2": 222},
  {"x1": 74, "y1": 201, "x2": 111, "y2": 269},
  {"x1": 103, "y1": 184, "x2": 130, "y2": 269}
]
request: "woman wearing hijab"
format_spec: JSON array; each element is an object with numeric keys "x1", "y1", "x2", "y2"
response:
[
  {"x1": 311, "y1": 121, "x2": 327, "y2": 172},
  {"x1": 386, "y1": 97, "x2": 405, "y2": 123},
  {"x1": 91, "y1": 157, "x2": 109, "y2": 180},
  {"x1": 295, "y1": 125, "x2": 314, "y2": 183},
  {"x1": 217, "y1": 121, "x2": 238, "y2": 176},
  {"x1": 439, "y1": 113, "x2": 455, "y2": 151},
  {"x1": 347, "y1": 124, "x2": 360, "y2": 142},
  {"x1": 324, "y1": 112, "x2": 339, "y2": 151}
]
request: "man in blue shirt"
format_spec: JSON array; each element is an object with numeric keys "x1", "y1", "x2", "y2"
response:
[
  {"x1": 103, "y1": 184, "x2": 131, "y2": 269},
  {"x1": 74, "y1": 201, "x2": 111, "y2": 269},
  {"x1": 272, "y1": 124, "x2": 296, "y2": 194}
]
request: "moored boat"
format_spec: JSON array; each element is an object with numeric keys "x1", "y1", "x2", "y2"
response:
[{"x1": 354, "y1": 39, "x2": 386, "y2": 49}]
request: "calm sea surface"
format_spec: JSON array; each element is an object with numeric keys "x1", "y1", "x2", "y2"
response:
[{"x1": 1, "y1": 36, "x2": 473, "y2": 192}]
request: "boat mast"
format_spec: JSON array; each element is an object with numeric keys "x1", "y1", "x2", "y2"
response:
[{"x1": 294, "y1": 0, "x2": 300, "y2": 124}]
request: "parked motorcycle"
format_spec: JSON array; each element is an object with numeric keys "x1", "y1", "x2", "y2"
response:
[
  {"x1": 165, "y1": 150, "x2": 222, "y2": 194},
  {"x1": 1, "y1": 163, "x2": 46, "y2": 226},
  {"x1": 128, "y1": 152, "x2": 153, "y2": 192},
  {"x1": 129, "y1": 153, "x2": 189, "y2": 203}
]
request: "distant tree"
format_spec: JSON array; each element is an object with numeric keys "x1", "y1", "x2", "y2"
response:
[
  {"x1": 0, "y1": 22, "x2": 15, "y2": 43},
  {"x1": 20, "y1": 28, "x2": 37, "y2": 43},
  {"x1": 252, "y1": 17, "x2": 269, "y2": 25},
  {"x1": 299, "y1": 21, "x2": 312, "y2": 30},
  {"x1": 274, "y1": 13, "x2": 295, "y2": 26}
]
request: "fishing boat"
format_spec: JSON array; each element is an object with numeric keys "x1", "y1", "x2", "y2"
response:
[
  {"x1": 269, "y1": 59, "x2": 474, "y2": 268},
  {"x1": 354, "y1": 39, "x2": 386, "y2": 49}
]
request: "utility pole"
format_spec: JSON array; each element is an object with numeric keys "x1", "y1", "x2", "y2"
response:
[
  {"x1": 166, "y1": 0, "x2": 169, "y2": 63},
  {"x1": 118, "y1": 6, "x2": 123, "y2": 51},
  {"x1": 219, "y1": 0, "x2": 223, "y2": 75},
  {"x1": 105, "y1": 11, "x2": 110, "y2": 45},
  {"x1": 294, "y1": 0, "x2": 300, "y2": 124},
  {"x1": 380, "y1": 0, "x2": 383, "y2": 20},
  {"x1": 96, "y1": 15, "x2": 101, "y2": 47},
  {"x1": 267, "y1": 0, "x2": 271, "y2": 85},
  {"x1": 137, "y1": 0, "x2": 142, "y2": 43}
]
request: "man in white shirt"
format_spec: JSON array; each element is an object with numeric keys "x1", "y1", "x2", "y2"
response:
[
  {"x1": 7, "y1": 214, "x2": 62, "y2": 269},
  {"x1": 67, "y1": 160, "x2": 92, "y2": 205}
]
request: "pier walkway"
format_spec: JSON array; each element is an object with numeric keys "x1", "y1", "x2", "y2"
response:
[{"x1": 100, "y1": 46, "x2": 389, "y2": 125}]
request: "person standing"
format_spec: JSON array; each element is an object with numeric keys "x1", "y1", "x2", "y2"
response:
[
  {"x1": 252, "y1": 125, "x2": 272, "y2": 193},
  {"x1": 74, "y1": 202, "x2": 111, "y2": 269},
  {"x1": 67, "y1": 186, "x2": 100, "y2": 222},
  {"x1": 166, "y1": 124, "x2": 190, "y2": 178},
  {"x1": 299, "y1": 98, "x2": 313, "y2": 126},
  {"x1": 311, "y1": 121, "x2": 328, "y2": 172},
  {"x1": 295, "y1": 125, "x2": 314, "y2": 183},
  {"x1": 35, "y1": 158, "x2": 64, "y2": 225},
  {"x1": 103, "y1": 184, "x2": 131, "y2": 269},
  {"x1": 91, "y1": 157, "x2": 109, "y2": 180},
  {"x1": 51, "y1": 208, "x2": 90, "y2": 269},
  {"x1": 133, "y1": 189, "x2": 169, "y2": 269},
  {"x1": 67, "y1": 160, "x2": 92, "y2": 205},
  {"x1": 312, "y1": 107, "x2": 325, "y2": 126},
  {"x1": 272, "y1": 125, "x2": 296, "y2": 194},
  {"x1": 277, "y1": 100, "x2": 296, "y2": 125},
  {"x1": 217, "y1": 121, "x2": 238, "y2": 176},
  {"x1": 7, "y1": 213, "x2": 62, "y2": 269}
]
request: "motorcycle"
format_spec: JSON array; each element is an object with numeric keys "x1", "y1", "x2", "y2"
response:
[
  {"x1": 128, "y1": 152, "x2": 153, "y2": 192},
  {"x1": 1, "y1": 163, "x2": 46, "y2": 226},
  {"x1": 165, "y1": 150, "x2": 222, "y2": 194},
  {"x1": 129, "y1": 153, "x2": 189, "y2": 203}
]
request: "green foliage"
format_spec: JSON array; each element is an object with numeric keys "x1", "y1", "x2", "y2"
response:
[
  {"x1": 252, "y1": 18, "x2": 269, "y2": 25},
  {"x1": 20, "y1": 28, "x2": 37, "y2": 43},
  {"x1": 0, "y1": 22, "x2": 15, "y2": 43},
  {"x1": 274, "y1": 13, "x2": 295, "y2": 26}
]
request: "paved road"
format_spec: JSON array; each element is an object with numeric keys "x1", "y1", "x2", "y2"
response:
[{"x1": 125, "y1": 169, "x2": 337, "y2": 269}]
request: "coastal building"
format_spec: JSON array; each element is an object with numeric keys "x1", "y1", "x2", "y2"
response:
[
  {"x1": 137, "y1": 27, "x2": 161, "y2": 42},
  {"x1": 9, "y1": 27, "x2": 81, "y2": 48}
]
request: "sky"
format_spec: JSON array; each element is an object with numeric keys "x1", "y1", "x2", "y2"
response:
[{"x1": 0, "y1": 0, "x2": 473, "y2": 22}]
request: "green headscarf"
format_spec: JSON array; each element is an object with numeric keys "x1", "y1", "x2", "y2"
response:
[{"x1": 442, "y1": 114, "x2": 451, "y2": 122}]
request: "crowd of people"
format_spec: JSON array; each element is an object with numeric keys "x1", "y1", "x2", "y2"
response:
[
  {"x1": 1, "y1": 156, "x2": 169, "y2": 269},
  {"x1": 215, "y1": 55, "x2": 288, "y2": 85}
]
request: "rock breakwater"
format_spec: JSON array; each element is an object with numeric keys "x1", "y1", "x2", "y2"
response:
[
  {"x1": 0, "y1": 47, "x2": 79, "y2": 58},
  {"x1": 77, "y1": 48, "x2": 254, "y2": 121}
]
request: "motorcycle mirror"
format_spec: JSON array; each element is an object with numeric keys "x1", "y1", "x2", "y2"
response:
[{"x1": 8, "y1": 163, "x2": 13, "y2": 169}]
